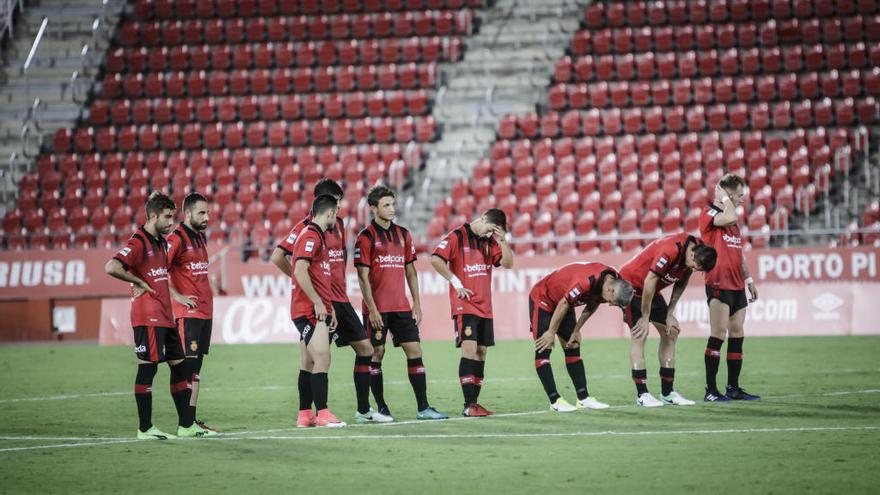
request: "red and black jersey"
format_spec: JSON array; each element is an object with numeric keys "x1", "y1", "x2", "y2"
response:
[
  {"x1": 353, "y1": 220, "x2": 417, "y2": 314},
  {"x1": 529, "y1": 262, "x2": 618, "y2": 311},
  {"x1": 167, "y1": 223, "x2": 213, "y2": 320},
  {"x1": 278, "y1": 216, "x2": 348, "y2": 302},
  {"x1": 432, "y1": 224, "x2": 503, "y2": 319},
  {"x1": 699, "y1": 204, "x2": 745, "y2": 290},
  {"x1": 619, "y1": 232, "x2": 698, "y2": 297},
  {"x1": 113, "y1": 226, "x2": 175, "y2": 328},
  {"x1": 290, "y1": 222, "x2": 334, "y2": 320}
]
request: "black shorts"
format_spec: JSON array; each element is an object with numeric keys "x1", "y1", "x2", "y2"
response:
[
  {"x1": 367, "y1": 311, "x2": 420, "y2": 347},
  {"x1": 176, "y1": 318, "x2": 212, "y2": 358},
  {"x1": 331, "y1": 301, "x2": 368, "y2": 348},
  {"x1": 706, "y1": 287, "x2": 748, "y2": 317},
  {"x1": 529, "y1": 298, "x2": 577, "y2": 342},
  {"x1": 133, "y1": 325, "x2": 184, "y2": 363},
  {"x1": 293, "y1": 315, "x2": 333, "y2": 346},
  {"x1": 453, "y1": 314, "x2": 495, "y2": 348},
  {"x1": 622, "y1": 294, "x2": 669, "y2": 328}
]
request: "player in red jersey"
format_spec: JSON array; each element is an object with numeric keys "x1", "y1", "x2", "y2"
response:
[
  {"x1": 431, "y1": 209, "x2": 513, "y2": 417},
  {"x1": 290, "y1": 194, "x2": 346, "y2": 427},
  {"x1": 699, "y1": 173, "x2": 761, "y2": 402},
  {"x1": 105, "y1": 192, "x2": 207, "y2": 439},
  {"x1": 529, "y1": 262, "x2": 634, "y2": 412},
  {"x1": 354, "y1": 185, "x2": 448, "y2": 421},
  {"x1": 166, "y1": 192, "x2": 218, "y2": 433},
  {"x1": 271, "y1": 179, "x2": 388, "y2": 426},
  {"x1": 619, "y1": 233, "x2": 717, "y2": 407}
]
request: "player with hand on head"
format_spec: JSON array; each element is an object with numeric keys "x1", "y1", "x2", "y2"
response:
[
  {"x1": 105, "y1": 192, "x2": 207, "y2": 439},
  {"x1": 700, "y1": 173, "x2": 761, "y2": 402},
  {"x1": 431, "y1": 209, "x2": 514, "y2": 417},
  {"x1": 529, "y1": 262, "x2": 634, "y2": 412},
  {"x1": 290, "y1": 194, "x2": 346, "y2": 427},
  {"x1": 355, "y1": 185, "x2": 448, "y2": 421},
  {"x1": 619, "y1": 233, "x2": 717, "y2": 407}
]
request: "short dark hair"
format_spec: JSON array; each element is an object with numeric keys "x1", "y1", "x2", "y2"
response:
[
  {"x1": 482, "y1": 208, "x2": 507, "y2": 231},
  {"x1": 183, "y1": 192, "x2": 208, "y2": 212},
  {"x1": 145, "y1": 191, "x2": 176, "y2": 218},
  {"x1": 367, "y1": 184, "x2": 395, "y2": 207},
  {"x1": 611, "y1": 278, "x2": 635, "y2": 307},
  {"x1": 693, "y1": 244, "x2": 718, "y2": 272},
  {"x1": 311, "y1": 194, "x2": 338, "y2": 217},
  {"x1": 314, "y1": 178, "x2": 344, "y2": 199},
  {"x1": 719, "y1": 173, "x2": 746, "y2": 191}
]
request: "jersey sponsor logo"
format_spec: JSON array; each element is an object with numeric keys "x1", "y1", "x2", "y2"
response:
[
  {"x1": 377, "y1": 254, "x2": 405, "y2": 264},
  {"x1": 327, "y1": 249, "x2": 344, "y2": 260},
  {"x1": 188, "y1": 261, "x2": 210, "y2": 271},
  {"x1": 0, "y1": 260, "x2": 87, "y2": 288},
  {"x1": 148, "y1": 267, "x2": 169, "y2": 279},
  {"x1": 463, "y1": 263, "x2": 491, "y2": 274},
  {"x1": 118, "y1": 247, "x2": 132, "y2": 257},
  {"x1": 305, "y1": 241, "x2": 315, "y2": 252},
  {"x1": 661, "y1": 273, "x2": 681, "y2": 285},
  {"x1": 722, "y1": 234, "x2": 742, "y2": 247},
  {"x1": 655, "y1": 257, "x2": 668, "y2": 269}
]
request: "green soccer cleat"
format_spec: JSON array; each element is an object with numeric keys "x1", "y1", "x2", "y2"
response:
[
  {"x1": 416, "y1": 406, "x2": 449, "y2": 420},
  {"x1": 136, "y1": 426, "x2": 176, "y2": 440},
  {"x1": 177, "y1": 423, "x2": 216, "y2": 437}
]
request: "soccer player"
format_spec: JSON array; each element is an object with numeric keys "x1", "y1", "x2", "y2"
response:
[
  {"x1": 431, "y1": 209, "x2": 513, "y2": 417},
  {"x1": 530, "y1": 262, "x2": 634, "y2": 412},
  {"x1": 290, "y1": 194, "x2": 346, "y2": 427},
  {"x1": 167, "y1": 192, "x2": 217, "y2": 432},
  {"x1": 104, "y1": 192, "x2": 207, "y2": 439},
  {"x1": 700, "y1": 173, "x2": 761, "y2": 402},
  {"x1": 619, "y1": 233, "x2": 718, "y2": 407},
  {"x1": 354, "y1": 185, "x2": 448, "y2": 421},
  {"x1": 270, "y1": 179, "x2": 389, "y2": 426}
]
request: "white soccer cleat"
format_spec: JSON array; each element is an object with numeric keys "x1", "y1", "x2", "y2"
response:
[
  {"x1": 661, "y1": 391, "x2": 696, "y2": 406},
  {"x1": 550, "y1": 398, "x2": 578, "y2": 412},
  {"x1": 355, "y1": 408, "x2": 394, "y2": 423},
  {"x1": 636, "y1": 393, "x2": 664, "y2": 408},
  {"x1": 577, "y1": 397, "x2": 610, "y2": 410}
]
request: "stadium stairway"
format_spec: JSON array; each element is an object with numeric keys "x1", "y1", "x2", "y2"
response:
[
  {"x1": 401, "y1": 0, "x2": 585, "y2": 237},
  {"x1": 0, "y1": 0, "x2": 122, "y2": 208}
]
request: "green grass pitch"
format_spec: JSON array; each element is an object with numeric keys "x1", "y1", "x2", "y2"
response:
[{"x1": 1, "y1": 336, "x2": 879, "y2": 494}]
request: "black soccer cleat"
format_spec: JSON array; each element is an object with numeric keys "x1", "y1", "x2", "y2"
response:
[
  {"x1": 704, "y1": 389, "x2": 733, "y2": 402},
  {"x1": 726, "y1": 385, "x2": 761, "y2": 401}
]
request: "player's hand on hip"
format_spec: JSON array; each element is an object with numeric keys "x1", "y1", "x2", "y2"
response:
[
  {"x1": 631, "y1": 317, "x2": 650, "y2": 340},
  {"x1": 748, "y1": 282, "x2": 758, "y2": 302},
  {"x1": 412, "y1": 305, "x2": 423, "y2": 326},
  {"x1": 455, "y1": 287, "x2": 474, "y2": 300},
  {"x1": 535, "y1": 332, "x2": 556, "y2": 352},
  {"x1": 369, "y1": 310, "x2": 384, "y2": 332},
  {"x1": 133, "y1": 281, "x2": 155, "y2": 298}
]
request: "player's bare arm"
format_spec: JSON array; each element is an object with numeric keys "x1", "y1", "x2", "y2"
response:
[
  {"x1": 168, "y1": 283, "x2": 198, "y2": 309},
  {"x1": 665, "y1": 273, "x2": 690, "y2": 336},
  {"x1": 430, "y1": 254, "x2": 474, "y2": 300},
  {"x1": 404, "y1": 263, "x2": 422, "y2": 326},
  {"x1": 743, "y1": 256, "x2": 758, "y2": 302},
  {"x1": 294, "y1": 259, "x2": 328, "y2": 321},
  {"x1": 566, "y1": 302, "x2": 597, "y2": 348},
  {"x1": 712, "y1": 184, "x2": 739, "y2": 226},
  {"x1": 104, "y1": 259, "x2": 154, "y2": 298},
  {"x1": 269, "y1": 247, "x2": 293, "y2": 277},
  {"x1": 536, "y1": 298, "x2": 570, "y2": 352},
  {"x1": 493, "y1": 226, "x2": 514, "y2": 269},
  {"x1": 357, "y1": 265, "x2": 384, "y2": 330}
]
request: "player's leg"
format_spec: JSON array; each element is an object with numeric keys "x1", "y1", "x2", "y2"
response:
[
  {"x1": 623, "y1": 297, "x2": 654, "y2": 404},
  {"x1": 182, "y1": 318, "x2": 215, "y2": 431},
  {"x1": 368, "y1": 314, "x2": 391, "y2": 416},
  {"x1": 530, "y1": 300, "x2": 572, "y2": 411},
  {"x1": 132, "y1": 326, "x2": 169, "y2": 439},
  {"x1": 394, "y1": 313, "x2": 447, "y2": 419},
  {"x1": 705, "y1": 293, "x2": 732, "y2": 402},
  {"x1": 457, "y1": 315, "x2": 482, "y2": 415},
  {"x1": 725, "y1": 305, "x2": 760, "y2": 400},
  {"x1": 165, "y1": 326, "x2": 207, "y2": 437},
  {"x1": 472, "y1": 318, "x2": 493, "y2": 410},
  {"x1": 561, "y1": 335, "x2": 610, "y2": 411},
  {"x1": 297, "y1": 337, "x2": 316, "y2": 428},
  {"x1": 308, "y1": 318, "x2": 345, "y2": 427},
  {"x1": 655, "y1": 321, "x2": 694, "y2": 405},
  {"x1": 334, "y1": 301, "x2": 376, "y2": 419}
]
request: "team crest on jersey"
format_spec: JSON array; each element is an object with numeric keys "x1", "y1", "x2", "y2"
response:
[
  {"x1": 463, "y1": 246, "x2": 470, "y2": 253},
  {"x1": 305, "y1": 241, "x2": 314, "y2": 252},
  {"x1": 374, "y1": 331, "x2": 383, "y2": 340},
  {"x1": 190, "y1": 341, "x2": 198, "y2": 352},
  {"x1": 656, "y1": 257, "x2": 668, "y2": 269},
  {"x1": 464, "y1": 326, "x2": 473, "y2": 337}
]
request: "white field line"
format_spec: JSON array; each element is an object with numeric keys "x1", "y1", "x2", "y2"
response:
[
  {"x1": 3, "y1": 425, "x2": 879, "y2": 453},
  {"x1": 3, "y1": 367, "x2": 878, "y2": 404}
]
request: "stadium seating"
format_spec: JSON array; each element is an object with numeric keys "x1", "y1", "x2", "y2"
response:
[
  {"x1": 429, "y1": 0, "x2": 880, "y2": 254},
  {"x1": 1, "y1": 0, "x2": 486, "y2": 250}
]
